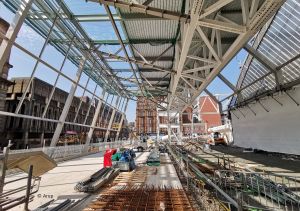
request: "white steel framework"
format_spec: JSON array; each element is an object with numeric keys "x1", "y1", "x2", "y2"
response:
[{"x1": 0, "y1": 0, "x2": 288, "y2": 147}]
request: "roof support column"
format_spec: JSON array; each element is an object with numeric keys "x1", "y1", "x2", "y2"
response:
[
  {"x1": 0, "y1": 0, "x2": 34, "y2": 74},
  {"x1": 99, "y1": 93, "x2": 110, "y2": 128},
  {"x1": 179, "y1": 111, "x2": 183, "y2": 140},
  {"x1": 167, "y1": 108, "x2": 171, "y2": 143},
  {"x1": 169, "y1": 0, "x2": 204, "y2": 108},
  {"x1": 115, "y1": 98, "x2": 129, "y2": 141},
  {"x1": 83, "y1": 84, "x2": 99, "y2": 125},
  {"x1": 104, "y1": 96, "x2": 120, "y2": 142},
  {"x1": 103, "y1": 95, "x2": 115, "y2": 127},
  {"x1": 50, "y1": 56, "x2": 86, "y2": 147},
  {"x1": 156, "y1": 107, "x2": 160, "y2": 141},
  {"x1": 85, "y1": 90, "x2": 106, "y2": 147},
  {"x1": 73, "y1": 76, "x2": 92, "y2": 122}
]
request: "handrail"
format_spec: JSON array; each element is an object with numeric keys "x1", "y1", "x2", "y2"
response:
[
  {"x1": 167, "y1": 144, "x2": 239, "y2": 209},
  {"x1": 9, "y1": 140, "x2": 132, "y2": 161}
]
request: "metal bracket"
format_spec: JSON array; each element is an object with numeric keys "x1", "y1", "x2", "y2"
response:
[
  {"x1": 285, "y1": 91, "x2": 299, "y2": 106},
  {"x1": 231, "y1": 110, "x2": 240, "y2": 119},
  {"x1": 237, "y1": 108, "x2": 246, "y2": 118},
  {"x1": 271, "y1": 95, "x2": 283, "y2": 106},
  {"x1": 257, "y1": 100, "x2": 269, "y2": 112},
  {"x1": 246, "y1": 105, "x2": 256, "y2": 116}
]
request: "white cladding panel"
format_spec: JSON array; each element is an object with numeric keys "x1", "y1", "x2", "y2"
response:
[{"x1": 231, "y1": 88, "x2": 300, "y2": 155}]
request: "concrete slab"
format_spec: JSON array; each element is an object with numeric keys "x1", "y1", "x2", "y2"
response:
[
  {"x1": 4, "y1": 150, "x2": 184, "y2": 210},
  {"x1": 4, "y1": 150, "x2": 150, "y2": 210},
  {"x1": 4, "y1": 152, "x2": 105, "y2": 210},
  {"x1": 145, "y1": 153, "x2": 182, "y2": 188}
]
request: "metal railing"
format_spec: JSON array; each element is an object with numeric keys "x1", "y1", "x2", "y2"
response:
[
  {"x1": 0, "y1": 147, "x2": 41, "y2": 211},
  {"x1": 9, "y1": 140, "x2": 132, "y2": 161},
  {"x1": 214, "y1": 170, "x2": 300, "y2": 211},
  {"x1": 167, "y1": 144, "x2": 239, "y2": 210}
]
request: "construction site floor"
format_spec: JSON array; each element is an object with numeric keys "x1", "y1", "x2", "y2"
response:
[
  {"x1": 5, "y1": 151, "x2": 106, "y2": 210},
  {"x1": 4, "y1": 150, "x2": 186, "y2": 210},
  {"x1": 212, "y1": 145, "x2": 300, "y2": 177},
  {"x1": 81, "y1": 152, "x2": 192, "y2": 211}
]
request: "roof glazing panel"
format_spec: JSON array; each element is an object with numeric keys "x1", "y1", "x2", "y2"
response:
[{"x1": 233, "y1": 0, "x2": 300, "y2": 106}]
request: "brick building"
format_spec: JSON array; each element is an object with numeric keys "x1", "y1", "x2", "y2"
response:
[
  {"x1": 0, "y1": 18, "x2": 14, "y2": 146},
  {"x1": 199, "y1": 96, "x2": 222, "y2": 131},
  {"x1": 1, "y1": 77, "x2": 128, "y2": 149},
  {"x1": 135, "y1": 97, "x2": 159, "y2": 136},
  {"x1": 136, "y1": 95, "x2": 222, "y2": 136}
]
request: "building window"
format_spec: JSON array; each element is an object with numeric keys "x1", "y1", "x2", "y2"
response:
[{"x1": 18, "y1": 104, "x2": 26, "y2": 129}]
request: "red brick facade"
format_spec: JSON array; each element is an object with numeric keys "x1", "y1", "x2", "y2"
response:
[
  {"x1": 199, "y1": 96, "x2": 222, "y2": 132},
  {"x1": 135, "y1": 95, "x2": 222, "y2": 136}
]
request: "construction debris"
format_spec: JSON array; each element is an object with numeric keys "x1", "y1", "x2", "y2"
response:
[
  {"x1": 74, "y1": 167, "x2": 119, "y2": 192},
  {"x1": 183, "y1": 141, "x2": 203, "y2": 152}
]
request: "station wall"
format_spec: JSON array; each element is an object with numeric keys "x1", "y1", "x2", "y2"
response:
[{"x1": 230, "y1": 87, "x2": 300, "y2": 155}]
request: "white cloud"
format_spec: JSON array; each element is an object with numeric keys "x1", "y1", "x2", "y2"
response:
[{"x1": 17, "y1": 25, "x2": 44, "y2": 52}]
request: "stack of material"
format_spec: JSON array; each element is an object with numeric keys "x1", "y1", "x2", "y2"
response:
[
  {"x1": 116, "y1": 149, "x2": 136, "y2": 171},
  {"x1": 83, "y1": 186, "x2": 195, "y2": 211},
  {"x1": 7, "y1": 151, "x2": 56, "y2": 176},
  {"x1": 183, "y1": 141, "x2": 202, "y2": 152},
  {"x1": 147, "y1": 149, "x2": 160, "y2": 166},
  {"x1": 113, "y1": 166, "x2": 148, "y2": 186},
  {"x1": 74, "y1": 167, "x2": 119, "y2": 192}
]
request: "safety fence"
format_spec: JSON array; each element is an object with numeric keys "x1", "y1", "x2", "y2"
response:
[
  {"x1": 214, "y1": 170, "x2": 300, "y2": 211},
  {"x1": 9, "y1": 140, "x2": 132, "y2": 161}
]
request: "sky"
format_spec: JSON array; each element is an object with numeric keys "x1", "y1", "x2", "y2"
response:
[{"x1": 0, "y1": 1, "x2": 247, "y2": 123}]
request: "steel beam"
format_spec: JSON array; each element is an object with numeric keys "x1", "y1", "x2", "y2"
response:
[
  {"x1": 186, "y1": 55, "x2": 216, "y2": 64},
  {"x1": 277, "y1": 53, "x2": 300, "y2": 70},
  {"x1": 199, "y1": 0, "x2": 234, "y2": 19},
  {"x1": 143, "y1": 0, "x2": 154, "y2": 6},
  {"x1": 181, "y1": 0, "x2": 285, "y2": 113},
  {"x1": 169, "y1": 0, "x2": 205, "y2": 108},
  {"x1": 98, "y1": 50, "x2": 174, "y2": 73},
  {"x1": 104, "y1": 97, "x2": 119, "y2": 141},
  {"x1": 198, "y1": 19, "x2": 246, "y2": 34},
  {"x1": 73, "y1": 76, "x2": 92, "y2": 122},
  {"x1": 151, "y1": 44, "x2": 174, "y2": 65},
  {"x1": 42, "y1": 36, "x2": 76, "y2": 119},
  {"x1": 104, "y1": 4, "x2": 146, "y2": 99},
  {"x1": 217, "y1": 73, "x2": 237, "y2": 92},
  {"x1": 83, "y1": 84, "x2": 99, "y2": 125},
  {"x1": 85, "y1": 90, "x2": 106, "y2": 147},
  {"x1": 0, "y1": 111, "x2": 118, "y2": 131},
  {"x1": 244, "y1": 44, "x2": 282, "y2": 87},
  {"x1": 90, "y1": 0, "x2": 190, "y2": 22},
  {"x1": 183, "y1": 64, "x2": 216, "y2": 74},
  {"x1": 196, "y1": 26, "x2": 220, "y2": 63},
  {"x1": 0, "y1": 0, "x2": 34, "y2": 72},
  {"x1": 115, "y1": 98, "x2": 129, "y2": 140},
  {"x1": 15, "y1": 15, "x2": 58, "y2": 114},
  {"x1": 50, "y1": 57, "x2": 87, "y2": 147},
  {"x1": 182, "y1": 74, "x2": 205, "y2": 82},
  {"x1": 28, "y1": 13, "x2": 170, "y2": 22}
]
